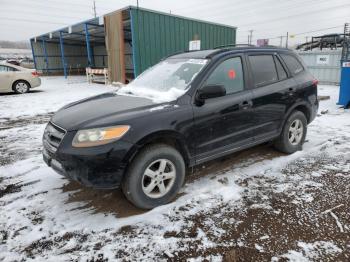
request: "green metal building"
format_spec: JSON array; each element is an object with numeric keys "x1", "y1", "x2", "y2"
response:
[{"x1": 31, "y1": 6, "x2": 236, "y2": 83}]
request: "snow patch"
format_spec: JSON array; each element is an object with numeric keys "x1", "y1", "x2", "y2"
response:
[
  {"x1": 278, "y1": 241, "x2": 342, "y2": 261},
  {"x1": 117, "y1": 85, "x2": 186, "y2": 103}
]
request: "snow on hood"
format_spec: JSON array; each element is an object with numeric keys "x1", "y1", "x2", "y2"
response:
[{"x1": 117, "y1": 85, "x2": 186, "y2": 103}]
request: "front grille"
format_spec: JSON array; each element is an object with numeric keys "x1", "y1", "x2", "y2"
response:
[{"x1": 43, "y1": 122, "x2": 66, "y2": 153}]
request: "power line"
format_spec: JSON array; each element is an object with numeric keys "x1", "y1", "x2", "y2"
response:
[
  {"x1": 238, "y1": 16, "x2": 348, "y2": 41},
  {"x1": 0, "y1": 9, "x2": 84, "y2": 20},
  {"x1": 222, "y1": 0, "x2": 333, "y2": 23},
  {"x1": 28, "y1": 0, "x2": 92, "y2": 8},
  {"x1": 7, "y1": 0, "x2": 122, "y2": 9},
  {"x1": 264, "y1": 25, "x2": 344, "y2": 41},
  {"x1": 238, "y1": 3, "x2": 350, "y2": 28},
  {"x1": 1, "y1": 0, "x2": 93, "y2": 15},
  {"x1": 0, "y1": 17, "x2": 68, "y2": 26},
  {"x1": 176, "y1": 0, "x2": 328, "y2": 23},
  {"x1": 294, "y1": 25, "x2": 344, "y2": 36},
  {"x1": 237, "y1": 24, "x2": 345, "y2": 46},
  {"x1": 173, "y1": 0, "x2": 277, "y2": 13},
  {"x1": 172, "y1": 0, "x2": 340, "y2": 26},
  {"x1": 238, "y1": 14, "x2": 349, "y2": 34}
]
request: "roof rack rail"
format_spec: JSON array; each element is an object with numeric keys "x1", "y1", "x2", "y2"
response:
[
  {"x1": 161, "y1": 50, "x2": 189, "y2": 60},
  {"x1": 214, "y1": 44, "x2": 255, "y2": 49},
  {"x1": 262, "y1": 45, "x2": 284, "y2": 48}
]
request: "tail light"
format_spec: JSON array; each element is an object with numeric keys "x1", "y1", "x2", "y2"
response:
[{"x1": 31, "y1": 71, "x2": 39, "y2": 77}]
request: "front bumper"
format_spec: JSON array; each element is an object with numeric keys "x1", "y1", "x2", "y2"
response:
[{"x1": 43, "y1": 127, "x2": 135, "y2": 189}]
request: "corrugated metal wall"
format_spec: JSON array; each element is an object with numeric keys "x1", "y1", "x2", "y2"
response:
[
  {"x1": 32, "y1": 41, "x2": 89, "y2": 74},
  {"x1": 104, "y1": 11, "x2": 126, "y2": 83},
  {"x1": 130, "y1": 7, "x2": 236, "y2": 76},
  {"x1": 93, "y1": 45, "x2": 108, "y2": 68},
  {"x1": 297, "y1": 50, "x2": 341, "y2": 85}
]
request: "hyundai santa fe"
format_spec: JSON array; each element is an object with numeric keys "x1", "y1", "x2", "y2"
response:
[{"x1": 43, "y1": 46, "x2": 318, "y2": 209}]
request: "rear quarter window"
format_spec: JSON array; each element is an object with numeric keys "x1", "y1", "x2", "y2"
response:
[
  {"x1": 275, "y1": 56, "x2": 288, "y2": 80},
  {"x1": 0, "y1": 65, "x2": 17, "y2": 72},
  {"x1": 280, "y1": 54, "x2": 304, "y2": 75}
]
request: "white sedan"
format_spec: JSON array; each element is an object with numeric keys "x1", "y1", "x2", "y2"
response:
[{"x1": 0, "y1": 62, "x2": 41, "y2": 94}]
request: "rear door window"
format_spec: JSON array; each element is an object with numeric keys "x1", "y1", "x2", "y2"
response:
[
  {"x1": 248, "y1": 55, "x2": 278, "y2": 87},
  {"x1": 280, "y1": 54, "x2": 304, "y2": 75},
  {"x1": 205, "y1": 57, "x2": 244, "y2": 95}
]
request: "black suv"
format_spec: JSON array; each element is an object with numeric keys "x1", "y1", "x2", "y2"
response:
[{"x1": 43, "y1": 46, "x2": 318, "y2": 209}]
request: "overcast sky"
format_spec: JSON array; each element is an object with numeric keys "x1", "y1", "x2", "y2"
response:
[{"x1": 0, "y1": 0, "x2": 349, "y2": 46}]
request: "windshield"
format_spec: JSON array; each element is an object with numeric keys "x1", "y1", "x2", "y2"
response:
[{"x1": 118, "y1": 58, "x2": 208, "y2": 103}]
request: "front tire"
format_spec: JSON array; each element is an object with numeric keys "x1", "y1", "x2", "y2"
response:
[
  {"x1": 274, "y1": 110, "x2": 307, "y2": 154},
  {"x1": 13, "y1": 80, "x2": 30, "y2": 94},
  {"x1": 122, "y1": 144, "x2": 185, "y2": 209}
]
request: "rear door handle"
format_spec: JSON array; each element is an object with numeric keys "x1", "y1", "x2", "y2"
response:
[{"x1": 239, "y1": 100, "x2": 252, "y2": 110}]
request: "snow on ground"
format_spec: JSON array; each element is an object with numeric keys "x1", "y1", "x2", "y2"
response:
[
  {"x1": 0, "y1": 76, "x2": 115, "y2": 120},
  {"x1": 0, "y1": 48, "x2": 32, "y2": 59},
  {"x1": 0, "y1": 77, "x2": 349, "y2": 261}
]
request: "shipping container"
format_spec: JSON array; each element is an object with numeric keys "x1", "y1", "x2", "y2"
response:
[
  {"x1": 31, "y1": 6, "x2": 236, "y2": 83},
  {"x1": 297, "y1": 49, "x2": 341, "y2": 85}
]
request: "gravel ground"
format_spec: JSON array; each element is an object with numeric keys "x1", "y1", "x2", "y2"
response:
[{"x1": 0, "y1": 78, "x2": 349, "y2": 261}]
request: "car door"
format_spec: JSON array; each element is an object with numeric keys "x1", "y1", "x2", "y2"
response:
[
  {"x1": 0, "y1": 65, "x2": 15, "y2": 92},
  {"x1": 192, "y1": 55, "x2": 255, "y2": 163},
  {"x1": 246, "y1": 53, "x2": 298, "y2": 141}
]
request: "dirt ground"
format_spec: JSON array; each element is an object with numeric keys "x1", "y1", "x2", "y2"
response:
[{"x1": 1, "y1": 82, "x2": 349, "y2": 261}]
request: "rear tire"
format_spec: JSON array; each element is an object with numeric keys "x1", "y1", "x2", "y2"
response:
[
  {"x1": 274, "y1": 110, "x2": 307, "y2": 154},
  {"x1": 122, "y1": 144, "x2": 185, "y2": 209},
  {"x1": 13, "y1": 80, "x2": 30, "y2": 94}
]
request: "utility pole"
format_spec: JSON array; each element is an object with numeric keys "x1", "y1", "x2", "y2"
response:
[
  {"x1": 279, "y1": 36, "x2": 283, "y2": 47},
  {"x1": 93, "y1": 0, "x2": 97, "y2": 18},
  {"x1": 248, "y1": 30, "x2": 254, "y2": 45},
  {"x1": 137, "y1": 0, "x2": 139, "y2": 8},
  {"x1": 286, "y1": 32, "x2": 289, "y2": 48}
]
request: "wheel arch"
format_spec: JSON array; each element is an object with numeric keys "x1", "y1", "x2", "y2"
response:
[
  {"x1": 284, "y1": 102, "x2": 312, "y2": 125},
  {"x1": 123, "y1": 130, "x2": 193, "y2": 168},
  {"x1": 12, "y1": 79, "x2": 31, "y2": 91}
]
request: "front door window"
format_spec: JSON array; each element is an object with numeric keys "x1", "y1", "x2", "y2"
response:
[{"x1": 205, "y1": 57, "x2": 244, "y2": 95}]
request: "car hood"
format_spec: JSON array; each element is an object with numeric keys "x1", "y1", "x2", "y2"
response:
[{"x1": 51, "y1": 92, "x2": 156, "y2": 131}]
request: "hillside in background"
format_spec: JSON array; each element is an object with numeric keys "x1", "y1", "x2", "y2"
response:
[{"x1": 0, "y1": 40, "x2": 30, "y2": 49}]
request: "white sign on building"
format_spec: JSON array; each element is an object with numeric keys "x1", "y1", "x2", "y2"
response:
[
  {"x1": 189, "y1": 40, "x2": 201, "y2": 51},
  {"x1": 316, "y1": 55, "x2": 330, "y2": 65}
]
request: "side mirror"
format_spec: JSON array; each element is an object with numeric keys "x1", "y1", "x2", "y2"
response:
[{"x1": 197, "y1": 84, "x2": 226, "y2": 103}]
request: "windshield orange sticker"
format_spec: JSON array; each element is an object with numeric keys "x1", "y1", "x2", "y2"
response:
[{"x1": 228, "y1": 69, "x2": 236, "y2": 79}]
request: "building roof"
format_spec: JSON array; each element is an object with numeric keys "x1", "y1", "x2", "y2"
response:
[
  {"x1": 30, "y1": 16, "x2": 105, "y2": 45},
  {"x1": 30, "y1": 5, "x2": 236, "y2": 44}
]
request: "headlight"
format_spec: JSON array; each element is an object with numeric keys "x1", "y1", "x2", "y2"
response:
[{"x1": 72, "y1": 125, "x2": 130, "y2": 147}]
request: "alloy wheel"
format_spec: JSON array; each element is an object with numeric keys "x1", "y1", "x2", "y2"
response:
[
  {"x1": 15, "y1": 82, "x2": 28, "y2": 93},
  {"x1": 142, "y1": 159, "x2": 176, "y2": 199},
  {"x1": 288, "y1": 119, "x2": 303, "y2": 145}
]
